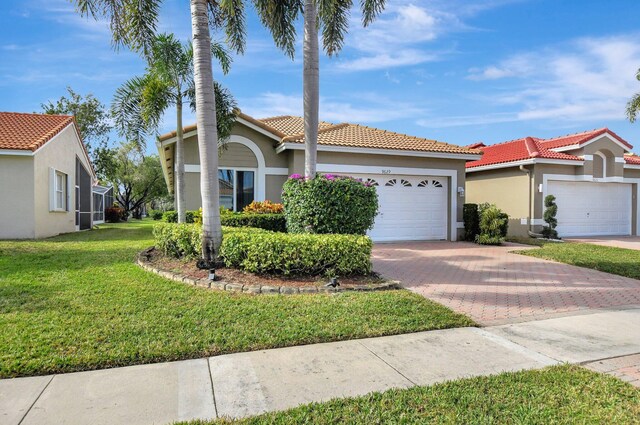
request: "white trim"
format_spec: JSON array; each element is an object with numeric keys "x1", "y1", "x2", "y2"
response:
[
  {"x1": 277, "y1": 142, "x2": 480, "y2": 161},
  {"x1": 265, "y1": 167, "x2": 289, "y2": 175},
  {"x1": 582, "y1": 154, "x2": 593, "y2": 160},
  {"x1": 624, "y1": 163, "x2": 640, "y2": 170},
  {"x1": 531, "y1": 219, "x2": 546, "y2": 226},
  {"x1": 594, "y1": 151, "x2": 607, "y2": 178},
  {"x1": 456, "y1": 222, "x2": 465, "y2": 229},
  {"x1": 616, "y1": 157, "x2": 626, "y2": 163},
  {"x1": 466, "y1": 158, "x2": 584, "y2": 173},
  {"x1": 0, "y1": 149, "x2": 34, "y2": 156},
  {"x1": 316, "y1": 163, "x2": 459, "y2": 241},
  {"x1": 550, "y1": 133, "x2": 632, "y2": 154},
  {"x1": 541, "y1": 174, "x2": 639, "y2": 235}
]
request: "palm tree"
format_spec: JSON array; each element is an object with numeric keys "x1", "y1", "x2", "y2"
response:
[
  {"x1": 73, "y1": 0, "x2": 247, "y2": 263},
  {"x1": 112, "y1": 33, "x2": 236, "y2": 224},
  {"x1": 627, "y1": 68, "x2": 640, "y2": 122},
  {"x1": 255, "y1": 0, "x2": 387, "y2": 178}
]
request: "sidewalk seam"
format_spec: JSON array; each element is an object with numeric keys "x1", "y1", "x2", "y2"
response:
[
  {"x1": 207, "y1": 359, "x2": 218, "y2": 419},
  {"x1": 579, "y1": 351, "x2": 640, "y2": 366},
  {"x1": 357, "y1": 341, "x2": 418, "y2": 386},
  {"x1": 17, "y1": 375, "x2": 54, "y2": 425}
]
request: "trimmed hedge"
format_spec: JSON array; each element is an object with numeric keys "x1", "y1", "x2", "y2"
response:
[
  {"x1": 153, "y1": 222, "x2": 202, "y2": 259},
  {"x1": 221, "y1": 213, "x2": 286, "y2": 232},
  {"x1": 282, "y1": 174, "x2": 378, "y2": 235},
  {"x1": 162, "y1": 210, "x2": 198, "y2": 224},
  {"x1": 220, "y1": 227, "x2": 373, "y2": 276},
  {"x1": 152, "y1": 223, "x2": 373, "y2": 276},
  {"x1": 149, "y1": 210, "x2": 163, "y2": 220}
]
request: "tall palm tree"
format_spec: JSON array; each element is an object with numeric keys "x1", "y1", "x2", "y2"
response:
[
  {"x1": 112, "y1": 33, "x2": 236, "y2": 224},
  {"x1": 73, "y1": 0, "x2": 247, "y2": 263},
  {"x1": 255, "y1": 0, "x2": 387, "y2": 178}
]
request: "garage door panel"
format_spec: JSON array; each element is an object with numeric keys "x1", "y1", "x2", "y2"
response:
[
  {"x1": 347, "y1": 173, "x2": 449, "y2": 241},
  {"x1": 547, "y1": 181, "x2": 631, "y2": 237}
]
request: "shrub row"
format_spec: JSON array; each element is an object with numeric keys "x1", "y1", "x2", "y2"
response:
[
  {"x1": 152, "y1": 223, "x2": 372, "y2": 276},
  {"x1": 162, "y1": 210, "x2": 200, "y2": 224},
  {"x1": 149, "y1": 210, "x2": 164, "y2": 220},
  {"x1": 220, "y1": 213, "x2": 286, "y2": 232}
]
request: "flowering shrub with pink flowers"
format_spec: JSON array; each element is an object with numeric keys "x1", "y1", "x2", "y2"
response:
[{"x1": 282, "y1": 173, "x2": 378, "y2": 235}]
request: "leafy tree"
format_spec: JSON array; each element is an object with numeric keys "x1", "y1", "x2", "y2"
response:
[
  {"x1": 112, "y1": 33, "x2": 236, "y2": 224},
  {"x1": 41, "y1": 87, "x2": 111, "y2": 158},
  {"x1": 96, "y1": 142, "x2": 167, "y2": 219},
  {"x1": 627, "y1": 69, "x2": 640, "y2": 122},
  {"x1": 73, "y1": 0, "x2": 247, "y2": 266},
  {"x1": 255, "y1": 0, "x2": 387, "y2": 177},
  {"x1": 542, "y1": 195, "x2": 559, "y2": 239}
]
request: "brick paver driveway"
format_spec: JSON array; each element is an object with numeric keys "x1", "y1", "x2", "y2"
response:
[{"x1": 373, "y1": 242, "x2": 640, "y2": 325}]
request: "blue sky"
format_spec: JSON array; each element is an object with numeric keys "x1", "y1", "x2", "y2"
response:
[{"x1": 3, "y1": 0, "x2": 640, "y2": 153}]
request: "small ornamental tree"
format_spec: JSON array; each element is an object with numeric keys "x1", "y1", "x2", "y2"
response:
[
  {"x1": 476, "y1": 204, "x2": 509, "y2": 245},
  {"x1": 282, "y1": 174, "x2": 378, "y2": 235},
  {"x1": 542, "y1": 194, "x2": 559, "y2": 239}
]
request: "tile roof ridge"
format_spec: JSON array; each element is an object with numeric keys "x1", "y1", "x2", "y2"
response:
[
  {"x1": 541, "y1": 127, "x2": 606, "y2": 142},
  {"x1": 280, "y1": 122, "x2": 350, "y2": 142},
  {"x1": 524, "y1": 137, "x2": 540, "y2": 158},
  {"x1": 0, "y1": 111, "x2": 73, "y2": 119},
  {"x1": 482, "y1": 137, "x2": 528, "y2": 149},
  {"x1": 258, "y1": 115, "x2": 295, "y2": 121}
]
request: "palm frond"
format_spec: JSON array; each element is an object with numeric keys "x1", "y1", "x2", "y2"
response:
[
  {"x1": 211, "y1": 0, "x2": 247, "y2": 54},
  {"x1": 627, "y1": 92, "x2": 640, "y2": 123},
  {"x1": 111, "y1": 76, "x2": 149, "y2": 150},
  {"x1": 360, "y1": 0, "x2": 386, "y2": 26},
  {"x1": 318, "y1": 0, "x2": 352, "y2": 56},
  {"x1": 211, "y1": 41, "x2": 233, "y2": 75},
  {"x1": 253, "y1": 0, "x2": 302, "y2": 59},
  {"x1": 186, "y1": 79, "x2": 238, "y2": 143}
]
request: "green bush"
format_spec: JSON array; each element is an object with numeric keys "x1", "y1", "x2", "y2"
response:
[
  {"x1": 153, "y1": 222, "x2": 202, "y2": 259},
  {"x1": 463, "y1": 203, "x2": 480, "y2": 241},
  {"x1": 220, "y1": 227, "x2": 372, "y2": 276},
  {"x1": 542, "y1": 195, "x2": 559, "y2": 239},
  {"x1": 149, "y1": 210, "x2": 163, "y2": 220},
  {"x1": 152, "y1": 223, "x2": 373, "y2": 276},
  {"x1": 476, "y1": 204, "x2": 508, "y2": 245},
  {"x1": 221, "y1": 213, "x2": 286, "y2": 232},
  {"x1": 162, "y1": 210, "x2": 198, "y2": 224},
  {"x1": 105, "y1": 207, "x2": 125, "y2": 223},
  {"x1": 282, "y1": 174, "x2": 378, "y2": 235}
]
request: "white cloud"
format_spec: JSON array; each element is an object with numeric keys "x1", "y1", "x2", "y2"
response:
[
  {"x1": 240, "y1": 92, "x2": 426, "y2": 124},
  {"x1": 440, "y1": 34, "x2": 640, "y2": 126}
]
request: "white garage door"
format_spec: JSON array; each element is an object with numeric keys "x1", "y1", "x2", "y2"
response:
[
  {"x1": 349, "y1": 174, "x2": 448, "y2": 242},
  {"x1": 547, "y1": 181, "x2": 632, "y2": 237}
]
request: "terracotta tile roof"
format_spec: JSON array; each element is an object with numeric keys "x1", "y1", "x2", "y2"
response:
[
  {"x1": 281, "y1": 122, "x2": 478, "y2": 154},
  {"x1": 466, "y1": 136, "x2": 583, "y2": 169},
  {"x1": 625, "y1": 154, "x2": 640, "y2": 165},
  {"x1": 539, "y1": 128, "x2": 632, "y2": 150},
  {"x1": 0, "y1": 112, "x2": 75, "y2": 151},
  {"x1": 259, "y1": 115, "x2": 335, "y2": 138},
  {"x1": 158, "y1": 112, "x2": 479, "y2": 156}
]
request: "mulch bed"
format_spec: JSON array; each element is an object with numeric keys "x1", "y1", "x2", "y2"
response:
[{"x1": 145, "y1": 247, "x2": 388, "y2": 289}]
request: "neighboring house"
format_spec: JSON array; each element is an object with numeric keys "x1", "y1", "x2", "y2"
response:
[
  {"x1": 157, "y1": 113, "x2": 480, "y2": 242},
  {"x1": 466, "y1": 128, "x2": 640, "y2": 238},
  {"x1": 0, "y1": 112, "x2": 95, "y2": 239},
  {"x1": 92, "y1": 185, "x2": 114, "y2": 224}
]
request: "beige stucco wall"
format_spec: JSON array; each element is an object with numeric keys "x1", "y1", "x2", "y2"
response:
[
  {"x1": 0, "y1": 155, "x2": 35, "y2": 239},
  {"x1": 466, "y1": 167, "x2": 531, "y2": 236},
  {"x1": 33, "y1": 125, "x2": 93, "y2": 238}
]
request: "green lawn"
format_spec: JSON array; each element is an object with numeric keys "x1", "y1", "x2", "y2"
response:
[
  {"x1": 181, "y1": 365, "x2": 640, "y2": 425},
  {"x1": 518, "y1": 242, "x2": 640, "y2": 280},
  {"x1": 0, "y1": 220, "x2": 473, "y2": 378}
]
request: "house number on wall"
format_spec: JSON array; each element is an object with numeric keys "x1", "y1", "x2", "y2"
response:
[{"x1": 381, "y1": 169, "x2": 392, "y2": 174}]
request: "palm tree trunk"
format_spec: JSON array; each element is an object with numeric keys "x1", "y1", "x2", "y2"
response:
[
  {"x1": 303, "y1": 0, "x2": 319, "y2": 178},
  {"x1": 190, "y1": 0, "x2": 222, "y2": 262},
  {"x1": 175, "y1": 98, "x2": 187, "y2": 223}
]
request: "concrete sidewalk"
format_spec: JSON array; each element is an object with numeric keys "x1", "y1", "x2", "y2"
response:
[{"x1": 2, "y1": 307, "x2": 639, "y2": 425}]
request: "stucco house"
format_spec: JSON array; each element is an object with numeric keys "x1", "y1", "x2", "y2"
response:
[
  {"x1": 466, "y1": 128, "x2": 640, "y2": 238},
  {"x1": 0, "y1": 112, "x2": 96, "y2": 239},
  {"x1": 157, "y1": 113, "x2": 481, "y2": 242}
]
